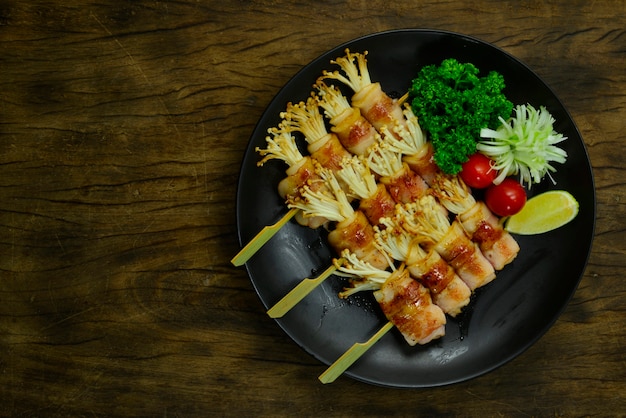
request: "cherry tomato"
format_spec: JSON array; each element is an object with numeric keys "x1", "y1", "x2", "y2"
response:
[
  {"x1": 484, "y1": 178, "x2": 527, "y2": 217},
  {"x1": 460, "y1": 153, "x2": 497, "y2": 189}
]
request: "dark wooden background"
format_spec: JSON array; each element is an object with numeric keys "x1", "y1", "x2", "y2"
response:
[{"x1": 2, "y1": 1, "x2": 625, "y2": 416}]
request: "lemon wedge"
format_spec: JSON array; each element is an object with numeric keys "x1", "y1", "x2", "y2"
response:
[{"x1": 505, "y1": 190, "x2": 579, "y2": 235}]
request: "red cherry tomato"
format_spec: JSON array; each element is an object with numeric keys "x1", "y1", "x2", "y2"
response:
[
  {"x1": 460, "y1": 153, "x2": 497, "y2": 189},
  {"x1": 484, "y1": 178, "x2": 527, "y2": 217}
]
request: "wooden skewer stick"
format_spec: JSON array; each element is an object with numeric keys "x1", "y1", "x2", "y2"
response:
[
  {"x1": 398, "y1": 91, "x2": 409, "y2": 106},
  {"x1": 231, "y1": 208, "x2": 299, "y2": 266},
  {"x1": 266, "y1": 262, "x2": 340, "y2": 318},
  {"x1": 318, "y1": 321, "x2": 394, "y2": 384}
]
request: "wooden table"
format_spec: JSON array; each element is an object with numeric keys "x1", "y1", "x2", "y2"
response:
[{"x1": 2, "y1": 1, "x2": 625, "y2": 416}]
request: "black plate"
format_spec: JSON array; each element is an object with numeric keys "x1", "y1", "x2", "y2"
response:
[{"x1": 235, "y1": 29, "x2": 596, "y2": 388}]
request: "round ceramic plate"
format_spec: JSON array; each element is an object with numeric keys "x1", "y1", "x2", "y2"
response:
[{"x1": 235, "y1": 29, "x2": 596, "y2": 387}]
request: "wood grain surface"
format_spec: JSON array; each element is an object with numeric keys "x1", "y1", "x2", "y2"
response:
[{"x1": 1, "y1": 1, "x2": 625, "y2": 416}]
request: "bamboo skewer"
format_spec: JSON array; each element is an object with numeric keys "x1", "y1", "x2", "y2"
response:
[
  {"x1": 231, "y1": 208, "x2": 299, "y2": 266},
  {"x1": 266, "y1": 262, "x2": 340, "y2": 318},
  {"x1": 318, "y1": 321, "x2": 394, "y2": 384}
]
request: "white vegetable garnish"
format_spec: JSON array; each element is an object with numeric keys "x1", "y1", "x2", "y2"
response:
[{"x1": 478, "y1": 104, "x2": 568, "y2": 187}]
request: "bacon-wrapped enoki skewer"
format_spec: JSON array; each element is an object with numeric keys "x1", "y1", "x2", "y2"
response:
[
  {"x1": 318, "y1": 250, "x2": 446, "y2": 383},
  {"x1": 374, "y1": 216, "x2": 471, "y2": 317},
  {"x1": 431, "y1": 174, "x2": 520, "y2": 270},
  {"x1": 234, "y1": 99, "x2": 354, "y2": 266},
  {"x1": 315, "y1": 80, "x2": 379, "y2": 156},
  {"x1": 334, "y1": 251, "x2": 446, "y2": 346},
  {"x1": 322, "y1": 49, "x2": 407, "y2": 135},
  {"x1": 335, "y1": 156, "x2": 396, "y2": 227},
  {"x1": 278, "y1": 97, "x2": 352, "y2": 172},
  {"x1": 289, "y1": 166, "x2": 390, "y2": 270},
  {"x1": 367, "y1": 139, "x2": 429, "y2": 204},
  {"x1": 379, "y1": 104, "x2": 440, "y2": 186},
  {"x1": 256, "y1": 129, "x2": 329, "y2": 229},
  {"x1": 266, "y1": 166, "x2": 391, "y2": 318},
  {"x1": 398, "y1": 195, "x2": 496, "y2": 291},
  {"x1": 231, "y1": 129, "x2": 331, "y2": 266}
]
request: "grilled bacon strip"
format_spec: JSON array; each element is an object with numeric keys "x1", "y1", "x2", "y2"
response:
[
  {"x1": 328, "y1": 210, "x2": 389, "y2": 271},
  {"x1": 373, "y1": 265, "x2": 446, "y2": 346},
  {"x1": 408, "y1": 250, "x2": 472, "y2": 317}
]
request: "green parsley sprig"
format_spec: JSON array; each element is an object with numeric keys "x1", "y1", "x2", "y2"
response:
[{"x1": 409, "y1": 58, "x2": 513, "y2": 175}]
